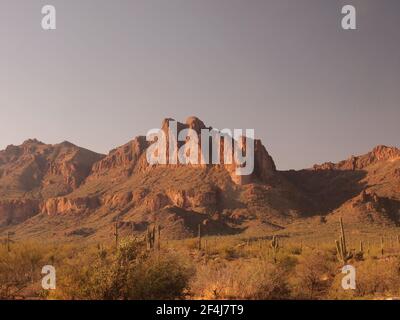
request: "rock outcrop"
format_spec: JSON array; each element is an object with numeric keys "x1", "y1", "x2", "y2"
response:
[
  {"x1": 158, "y1": 117, "x2": 276, "y2": 184},
  {"x1": 90, "y1": 136, "x2": 149, "y2": 177},
  {"x1": 41, "y1": 196, "x2": 100, "y2": 216},
  {"x1": 86, "y1": 117, "x2": 276, "y2": 186},
  {"x1": 166, "y1": 188, "x2": 218, "y2": 210}
]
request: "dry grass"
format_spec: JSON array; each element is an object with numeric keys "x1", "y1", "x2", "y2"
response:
[{"x1": 2, "y1": 223, "x2": 400, "y2": 300}]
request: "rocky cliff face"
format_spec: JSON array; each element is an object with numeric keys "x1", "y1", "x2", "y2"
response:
[
  {"x1": 91, "y1": 136, "x2": 149, "y2": 177},
  {"x1": 41, "y1": 196, "x2": 100, "y2": 216},
  {"x1": 0, "y1": 139, "x2": 104, "y2": 226},
  {"x1": 87, "y1": 117, "x2": 276, "y2": 185},
  {"x1": 159, "y1": 116, "x2": 276, "y2": 184}
]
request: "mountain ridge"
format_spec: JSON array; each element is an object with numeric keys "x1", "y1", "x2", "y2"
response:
[{"x1": 1, "y1": 117, "x2": 399, "y2": 241}]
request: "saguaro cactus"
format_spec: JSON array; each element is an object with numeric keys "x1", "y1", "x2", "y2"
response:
[
  {"x1": 131, "y1": 222, "x2": 135, "y2": 236},
  {"x1": 355, "y1": 239, "x2": 364, "y2": 260},
  {"x1": 380, "y1": 237, "x2": 384, "y2": 257},
  {"x1": 144, "y1": 225, "x2": 161, "y2": 251},
  {"x1": 335, "y1": 218, "x2": 352, "y2": 265},
  {"x1": 97, "y1": 243, "x2": 107, "y2": 260},
  {"x1": 114, "y1": 222, "x2": 119, "y2": 249},
  {"x1": 157, "y1": 225, "x2": 161, "y2": 251},
  {"x1": 146, "y1": 225, "x2": 156, "y2": 250},
  {"x1": 270, "y1": 235, "x2": 279, "y2": 263},
  {"x1": 198, "y1": 224, "x2": 202, "y2": 250},
  {"x1": 6, "y1": 231, "x2": 15, "y2": 252}
]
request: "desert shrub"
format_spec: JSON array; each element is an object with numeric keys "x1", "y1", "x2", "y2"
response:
[
  {"x1": 190, "y1": 259, "x2": 290, "y2": 300},
  {"x1": 327, "y1": 270, "x2": 358, "y2": 300},
  {"x1": 278, "y1": 255, "x2": 298, "y2": 272},
  {"x1": 327, "y1": 258, "x2": 400, "y2": 299},
  {"x1": 291, "y1": 250, "x2": 335, "y2": 299},
  {"x1": 52, "y1": 257, "x2": 115, "y2": 300},
  {"x1": 190, "y1": 260, "x2": 231, "y2": 299},
  {"x1": 251, "y1": 263, "x2": 291, "y2": 299},
  {"x1": 51, "y1": 237, "x2": 193, "y2": 300},
  {"x1": 353, "y1": 258, "x2": 400, "y2": 297},
  {"x1": 127, "y1": 254, "x2": 194, "y2": 299},
  {"x1": 289, "y1": 246, "x2": 302, "y2": 255},
  {"x1": 0, "y1": 242, "x2": 48, "y2": 299},
  {"x1": 220, "y1": 247, "x2": 238, "y2": 260}
]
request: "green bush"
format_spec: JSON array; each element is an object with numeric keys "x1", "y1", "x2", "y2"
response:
[
  {"x1": 52, "y1": 237, "x2": 193, "y2": 300},
  {"x1": 127, "y1": 254, "x2": 193, "y2": 299}
]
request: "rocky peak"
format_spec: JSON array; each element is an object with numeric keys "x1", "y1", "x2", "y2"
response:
[
  {"x1": 22, "y1": 139, "x2": 45, "y2": 146},
  {"x1": 91, "y1": 136, "x2": 149, "y2": 175},
  {"x1": 370, "y1": 145, "x2": 400, "y2": 161},
  {"x1": 58, "y1": 141, "x2": 76, "y2": 148},
  {"x1": 87, "y1": 117, "x2": 277, "y2": 187},
  {"x1": 159, "y1": 117, "x2": 276, "y2": 183},
  {"x1": 185, "y1": 116, "x2": 207, "y2": 134}
]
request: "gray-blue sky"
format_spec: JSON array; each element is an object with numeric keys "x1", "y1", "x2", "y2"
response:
[{"x1": 1, "y1": 0, "x2": 399, "y2": 169}]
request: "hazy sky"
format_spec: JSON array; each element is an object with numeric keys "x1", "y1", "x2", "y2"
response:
[{"x1": 1, "y1": 0, "x2": 399, "y2": 169}]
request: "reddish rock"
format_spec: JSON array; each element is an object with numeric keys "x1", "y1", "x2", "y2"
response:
[
  {"x1": 103, "y1": 191, "x2": 133, "y2": 208},
  {"x1": 166, "y1": 187, "x2": 218, "y2": 211},
  {"x1": 91, "y1": 136, "x2": 148, "y2": 176},
  {"x1": 143, "y1": 193, "x2": 171, "y2": 212},
  {"x1": 41, "y1": 196, "x2": 100, "y2": 215}
]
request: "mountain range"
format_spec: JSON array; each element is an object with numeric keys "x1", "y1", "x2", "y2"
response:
[{"x1": 1, "y1": 117, "x2": 400, "y2": 242}]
